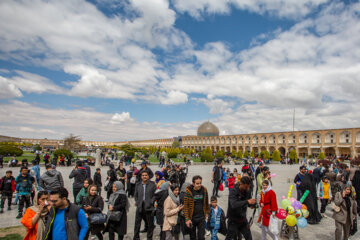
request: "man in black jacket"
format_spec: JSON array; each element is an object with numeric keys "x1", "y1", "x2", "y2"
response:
[
  {"x1": 69, "y1": 161, "x2": 88, "y2": 203},
  {"x1": 134, "y1": 171, "x2": 156, "y2": 240},
  {"x1": 93, "y1": 168, "x2": 102, "y2": 196},
  {"x1": 137, "y1": 161, "x2": 154, "y2": 181},
  {"x1": 226, "y1": 176, "x2": 256, "y2": 240},
  {"x1": 211, "y1": 161, "x2": 223, "y2": 197}
]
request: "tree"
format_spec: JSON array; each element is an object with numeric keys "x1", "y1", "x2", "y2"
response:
[
  {"x1": 318, "y1": 152, "x2": 326, "y2": 160},
  {"x1": 172, "y1": 141, "x2": 180, "y2": 148},
  {"x1": 236, "y1": 150, "x2": 243, "y2": 159},
  {"x1": 201, "y1": 147, "x2": 214, "y2": 162},
  {"x1": 215, "y1": 150, "x2": 224, "y2": 159},
  {"x1": 244, "y1": 151, "x2": 249, "y2": 158},
  {"x1": 264, "y1": 151, "x2": 271, "y2": 160},
  {"x1": 34, "y1": 144, "x2": 42, "y2": 151},
  {"x1": 231, "y1": 150, "x2": 237, "y2": 158},
  {"x1": 250, "y1": 150, "x2": 255, "y2": 158},
  {"x1": 272, "y1": 150, "x2": 281, "y2": 161},
  {"x1": 54, "y1": 149, "x2": 73, "y2": 160},
  {"x1": 64, "y1": 134, "x2": 82, "y2": 151},
  {"x1": 0, "y1": 145, "x2": 23, "y2": 157},
  {"x1": 289, "y1": 149, "x2": 298, "y2": 163},
  {"x1": 168, "y1": 148, "x2": 180, "y2": 159}
]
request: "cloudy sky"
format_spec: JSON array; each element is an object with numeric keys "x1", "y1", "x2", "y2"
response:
[{"x1": 0, "y1": 0, "x2": 359, "y2": 141}]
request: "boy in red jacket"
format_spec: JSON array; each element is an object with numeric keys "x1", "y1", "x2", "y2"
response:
[{"x1": 0, "y1": 170, "x2": 16, "y2": 213}]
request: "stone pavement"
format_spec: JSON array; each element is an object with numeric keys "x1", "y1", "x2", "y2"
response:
[{"x1": 0, "y1": 163, "x2": 359, "y2": 240}]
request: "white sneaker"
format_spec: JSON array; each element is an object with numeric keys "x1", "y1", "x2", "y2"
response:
[{"x1": 205, "y1": 230, "x2": 211, "y2": 236}]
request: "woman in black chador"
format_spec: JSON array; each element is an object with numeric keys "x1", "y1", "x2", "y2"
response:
[{"x1": 299, "y1": 172, "x2": 322, "y2": 224}]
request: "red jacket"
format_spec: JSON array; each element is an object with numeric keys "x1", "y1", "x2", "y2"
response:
[
  {"x1": 228, "y1": 177, "x2": 235, "y2": 189},
  {"x1": 258, "y1": 189, "x2": 278, "y2": 227},
  {"x1": 21, "y1": 208, "x2": 38, "y2": 240}
]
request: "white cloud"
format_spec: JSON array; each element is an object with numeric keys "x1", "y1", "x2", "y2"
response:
[
  {"x1": 0, "y1": 101, "x2": 197, "y2": 141},
  {"x1": 159, "y1": 90, "x2": 188, "y2": 105},
  {"x1": 111, "y1": 112, "x2": 133, "y2": 124},
  {"x1": 0, "y1": 76, "x2": 23, "y2": 99},
  {"x1": 196, "y1": 97, "x2": 234, "y2": 114},
  {"x1": 172, "y1": 0, "x2": 329, "y2": 19}
]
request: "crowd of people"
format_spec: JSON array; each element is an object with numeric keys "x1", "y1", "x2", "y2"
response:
[{"x1": 0, "y1": 156, "x2": 360, "y2": 240}]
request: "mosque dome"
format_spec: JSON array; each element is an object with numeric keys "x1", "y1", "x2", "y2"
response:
[{"x1": 197, "y1": 121, "x2": 220, "y2": 137}]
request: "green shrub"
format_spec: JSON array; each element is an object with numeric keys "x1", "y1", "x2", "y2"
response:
[
  {"x1": 215, "y1": 150, "x2": 224, "y2": 159},
  {"x1": 54, "y1": 149, "x2": 73, "y2": 160},
  {"x1": 0, "y1": 145, "x2": 23, "y2": 157},
  {"x1": 244, "y1": 151, "x2": 249, "y2": 158},
  {"x1": 289, "y1": 149, "x2": 298, "y2": 163},
  {"x1": 272, "y1": 150, "x2": 281, "y2": 161},
  {"x1": 318, "y1": 152, "x2": 325, "y2": 160},
  {"x1": 201, "y1": 147, "x2": 214, "y2": 162},
  {"x1": 167, "y1": 148, "x2": 179, "y2": 159},
  {"x1": 236, "y1": 150, "x2": 243, "y2": 159}
]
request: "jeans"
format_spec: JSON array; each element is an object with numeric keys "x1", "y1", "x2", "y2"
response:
[
  {"x1": 213, "y1": 181, "x2": 220, "y2": 197},
  {"x1": 1, "y1": 192, "x2": 12, "y2": 208},
  {"x1": 189, "y1": 218, "x2": 205, "y2": 240},
  {"x1": 210, "y1": 229, "x2": 219, "y2": 240},
  {"x1": 320, "y1": 199, "x2": 329, "y2": 213},
  {"x1": 18, "y1": 194, "x2": 31, "y2": 213},
  {"x1": 261, "y1": 225, "x2": 278, "y2": 240}
]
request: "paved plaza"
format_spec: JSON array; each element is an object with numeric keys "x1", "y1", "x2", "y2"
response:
[{"x1": 0, "y1": 163, "x2": 359, "y2": 240}]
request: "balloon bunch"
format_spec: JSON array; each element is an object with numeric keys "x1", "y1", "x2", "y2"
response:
[{"x1": 276, "y1": 185, "x2": 310, "y2": 228}]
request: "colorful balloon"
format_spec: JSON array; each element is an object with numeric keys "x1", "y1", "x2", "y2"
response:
[
  {"x1": 281, "y1": 196, "x2": 286, "y2": 200},
  {"x1": 289, "y1": 197, "x2": 296, "y2": 204},
  {"x1": 281, "y1": 199, "x2": 291, "y2": 209},
  {"x1": 301, "y1": 209, "x2": 309, "y2": 218},
  {"x1": 276, "y1": 208, "x2": 288, "y2": 220},
  {"x1": 295, "y1": 209, "x2": 302, "y2": 218},
  {"x1": 270, "y1": 173, "x2": 277, "y2": 178},
  {"x1": 297, "y1": 217, "x2": 308, "y2": 228},
  {"x1": 299, "y1": 190, "x2": 310, "y2": 203},
  {"x1": 287, "y1": 185, "x2": 294, "y2": 199},
  {"x1": 286, "y1": 206, "x2": 295, "y2": 215},
  {"x1": 292, "y1": 200, "x2": 303, "y2": 210},
  {"x1": 285, "y1": 215, "x2": 297, "y2": 227},
  {"x1": 302, "y1": 204, "x2": 307, "y2": 210}
]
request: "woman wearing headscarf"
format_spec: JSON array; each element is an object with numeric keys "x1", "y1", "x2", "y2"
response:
[
  {"x1": 21, "y1": 190, "x2": 50, "y2": 240},
  {"x1": 155, "y1": 171, "x2": 166, "y2": 189},
  {"x1": 155, "y1": 181, "x2": 170, "y2": 240},
  {"x1": 106, "y1": 164, "x2": 118, "y2": 202},
  {"x1": 104, "y1": 181, "x2": 129, "y2": 240},
  {"x1": 258, "y1": 180, "x2": 278, "y2": 240},
  {"x1": 76, "y1": 178, "x2": 93, "y2": 205},
  {"x1": 126, "y1": 165, "x2": 136, "y2": 198},
  {"x1": 333, "y1": 184, "x2": 357, "y2": 240},
  {"x1": 81, "y1": 185, "x2": 105, "y2": 240},
  {"x1": 163, "y1": 184, "x2": 183, "y2": 240}
]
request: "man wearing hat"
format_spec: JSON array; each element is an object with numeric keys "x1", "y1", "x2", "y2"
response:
[{"x1": 137, "y1": 161, "x2": 154, "y2": 182}]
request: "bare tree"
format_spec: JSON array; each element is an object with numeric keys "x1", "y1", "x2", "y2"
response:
[{"x1": 64, "y1": 134, "x2": 82, "y2": 151}]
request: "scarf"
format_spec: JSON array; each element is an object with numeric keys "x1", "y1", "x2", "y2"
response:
[
  {"x1": 155, "y1": 171, "x2": 165, "y2": 184},
  {"x1": 87, "y1": 187, "x2": 96, "y2": 204},
  {"x1": 29, "y1": 191, "x2": 48, "y2": 240},
  {"x1": 262, "y1": 185, "x2": 272, "y2": 195},
  {"x1": 108, "y1": 181, "x2": 130, "y2": 212},
  {"x1": 168, "y1": 186, "x2": 180, "y2": 205}
]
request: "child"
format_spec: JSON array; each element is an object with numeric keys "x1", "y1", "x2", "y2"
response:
[
  {"x1": 15, "y1": 167, "x2": 35, "y2": 218},
  {"x1": 76, "y1": 178, "x2": 93, "y2": 205},
  {"x1": 93, "y1": 168, "x2": 102, "y2": 196},
  {"x1": 0, "y1": 170, "x2": 15, "y2": 213},
  {"x1": 207, "y1": 196, "x2": 227, "y2": 240},
  {"x1": 227, "y1": 173, "x2": 235, "y2": 191},
  {"x1": 317, "y1": 176, "x2": 332, "y2": 215}
]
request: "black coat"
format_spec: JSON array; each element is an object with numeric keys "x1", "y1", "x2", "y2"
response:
[
  {"x1": 81, "y1": 195, "x2": 105, "y2": 235},
  {"x1": 93, "y1": 173, "x2": 102, "y2": 187},
  {"x1": 134, "y1": 181, "x2": 156, "y2": 212},
  {"x1": 103, "y1": 194, "x2": 128, "y2": 236},
  {"x1": 154, "y1": 189, "x2": 168, "y2": 225},
  {"x1": 227, "y1": 183, "x2": 251, "y2": 222}
]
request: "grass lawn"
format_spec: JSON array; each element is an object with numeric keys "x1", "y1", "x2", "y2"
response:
[
  {"x1": 3, "y1": 151, "x2": 90, "y2": 163},
  {"x1": 148, "y1": 155, "x2": 201, "y2": 163},
  {"x1": 0, "y1": 226, "x2": 25, "y2": 239}
]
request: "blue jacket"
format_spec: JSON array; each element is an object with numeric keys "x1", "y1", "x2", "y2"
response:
[
  {"x1": 31, "y1": 165, "x2": 41, "y2": 184},
  {"x1": 15, "y1": 174, "x2": 34, "y2": 195}
]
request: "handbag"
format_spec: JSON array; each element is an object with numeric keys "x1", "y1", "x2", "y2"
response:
[
  {"x1": 332, "y1": 203, "x2": 340, "y2": 212},
  {"x1": 108, "y1": 210, "x2": 123, "y2": 221},
  {"x1": 269, "y1": 214, "x2": 279, "y2": 235},
  {"x1": 90, "y1": 213, "x2": 107, "y2": 224},
  {"x1": 219, "y1": 182, "x2": 224, "y2": 191},
  {"x1": 104, "y1": 179, "x2": 110, "y2": 191},
  {"x1": 350, "y1": 217, "x2": 357, "y2": 236}
]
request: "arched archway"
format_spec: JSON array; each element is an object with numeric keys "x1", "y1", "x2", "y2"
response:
[
  {"x1": 260, "y1": 146, "x2": 267, "y2": 152},
  {"x1": 269, "y1": 146, "x2": 276, "y2": 154},
  {"x1": 278, "y1": 147, "x2": 286, "y2": 156},
  {"x1": 325, "y1": 147, "x2": 335, "y2": 157},
  {"x1": 253, "y1": 147, "x2": 259, "y2": 155}
]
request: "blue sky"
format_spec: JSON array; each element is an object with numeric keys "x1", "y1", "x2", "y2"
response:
[{"x1": 0, "y1": 0, "x2": 360, "y2": 141}]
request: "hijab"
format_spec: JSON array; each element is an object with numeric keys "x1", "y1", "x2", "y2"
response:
[
  {"x1": 87, "y1": 186, "x2": 97, "y2": 204},
  {"x1": 155, "y1": 171, "x2": 165, "y2": 183},
  {"x1": 108, "y1": 181, "x2": 130, "y2": 212},
  {"x1": 29, "y1": 191, "x2": 48, "y2": 240},
  {"x1": 181, "y1": 182, "x2": 191, "y2": 193},
  {"x1": 169, "y1": 186, "x2": 180, "y2": 205},
  {"x1": 262, "y1": 184, "x2": 272, "y2": 194}
]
